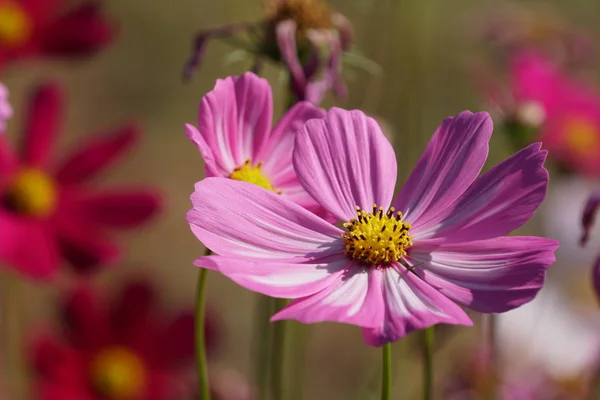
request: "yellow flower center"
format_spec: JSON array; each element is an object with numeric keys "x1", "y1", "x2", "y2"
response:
[
  {"x1": 89, "y1": 347, "x2": 146, "y2": 400},
  {"x1": 342, "y1": 205, "x2": 412, "y2": 267},
  {"x1": 266, "y1": 0, "x2": 334, "y2": 31},
  {"x1": 230, "y1": 160, "x2": 280, "y2": 193},
  {"x1": 0, "y1": 2, "x2": 31, "y2": 48},
  {"x1": 563, "y1": 118, "x2": 599, "y2": 156},
  {"x1": 3, "y1": 168, "x2": 57, "y2": 217}
]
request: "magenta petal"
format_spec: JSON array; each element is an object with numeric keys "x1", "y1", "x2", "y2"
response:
[
  {"x1": 62, "y1": 287, "x2": 111, "y2": 350},
  {"x1": 21, "y1": 83, "x2": 63, "y2": 168},
  {"x1": 414, "y1": 143, "x2": 548, "y2": 241},
  {"x1": 271, "y1": 264, "x2": 385, "y2": 328},
  {"x1": 196, "y1": 72, "x2": 273, "y2": 173},
  {"x1": 77, "y1": 189, "x2": 162, "y2": 229},
  {"x1": 276, "y1": 20, "x2": 306, "y2": 92},
  {"x1": 393, "y1": 111, "x2": 492, "y2": 225},
  {"x1": 362, "y1": 265, "x2": 472, "y2": 346},
  {"x1": 581, "y1": 188, "x2": 600, "y2": 246},
  {"x1": 187, "y1": 178, "x2": 342, "y2": 260},
  {"x1": 409, "y1": 236, "x2": 558, "y2": 313},
  {"x1": 55, "y1": 125, "x2": 138, "y2": 185},
  {"x1": 196, "y1": 255, "x2": 347, "y2": 298},
  {"x1": 294, "y1": 108, "x2": 397, "y2": 221}
]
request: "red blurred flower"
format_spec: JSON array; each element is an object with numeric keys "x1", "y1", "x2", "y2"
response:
[
  {"x1": 0, "y1": 0, "x2": 114, "y2": 69},
  {"x1": 30, "y1": 281, "x2": 218, "y2": 400},
  {"x1": 0, "y1": 83, "x2": 161, "y2": 279}
]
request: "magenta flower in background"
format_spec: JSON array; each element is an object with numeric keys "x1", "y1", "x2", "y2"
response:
[
  {"x1": 30, "y1": 281, "x2": 216, "y2": 400},
  {"x1": 0, "y1": 0, "x2": 114, "y2": 70},
  {"x1": 0, "y1": 83, "x2": 161, "y2": 279},
  {"x1": 185, "y1": 72, "x2": 327, "y2": 215},
  {"x1": 0, "y1": 82, "x2": 12, "y2": 132},
  {"x1": 188, "y1": 108, "x2": 557, "y2": 345},
  {"x1": 481, "y1": 51, "x2": 600, "y2": 176},
  {"x1": 581, "y1": 188, "x2": 600, "y2": 303}
]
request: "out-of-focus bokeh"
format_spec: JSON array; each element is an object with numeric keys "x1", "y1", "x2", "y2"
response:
[{"x1": 3, "y1": 0, "x2": 600, "y2": 398}]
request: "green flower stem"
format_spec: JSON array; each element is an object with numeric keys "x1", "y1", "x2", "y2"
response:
[
  {"x1": 423, "y1": 327, "x2": 435, "y2": 400},
  {"x1": 269, "y1": 298, "x2": 289, "y2": 400},
  {"x1": 381, "y1": 343, "x2": 393, "y2": 400},
  {"x1": 195, "y1": 248, "x2": 212, "y2": 400},
  {"x1": 254, "y1": 294, "x2": 275, "y2": 400}
]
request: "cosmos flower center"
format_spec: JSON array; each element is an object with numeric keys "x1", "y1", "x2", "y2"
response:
[
  {"x1": 342, "y1": 205, "x2": 412, "y2": 267},
  {"x1": 230, "y1": 159, "x2": 280, "y2": 193},
  {"x1": 89, "y1": 347, "x2": 146, "y2": 400},
  {"x1": 563, "y1": 117, "x2": 599, "y2": 155},
  {"x1": 266, "y1": 0, "x2": 334, "y2": 31},
  {"x1": 0, "y1": 2, "x2": 31, "y2": 47},
  {"x1": 2, "y1": 168, "x2": 57, "y2": 217}
]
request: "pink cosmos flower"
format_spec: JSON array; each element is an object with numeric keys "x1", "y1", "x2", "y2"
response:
[
  {"x1": 185, "y1": 72, "x2": 326, "y2": 214},
  {"x1": 188, "y1": 108, "x2": 558, "y2": 345},
  {"x1": 0, "y1": 83, "x2": 161, "y2": 279},
  {"x1": 501, "y1": 52, "x2": 600, "y2": 176}
]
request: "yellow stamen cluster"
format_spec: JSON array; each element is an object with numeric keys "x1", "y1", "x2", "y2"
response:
[
  {"x1": 2, "y1": 168, "x2": 57, "y2": 217},
  {"x1": 229, "y1": 159, "x2": 280, "y2": 193},
  {"x1": 89, "y1": 347, "x2": 146, "y2": 399},
  {"x1": 342, "y1": 205, "x2": 412, "y2": 267},
  {"x1": 266, "y1": 0, "x2": 334, "y2": 31},
  {"x1": 0, "y1": 2, "x2": 31, "y2": 47}
]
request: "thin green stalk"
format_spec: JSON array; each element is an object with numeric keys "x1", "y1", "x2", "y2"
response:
[
  {"x1": 254, "y1": 294, "x2": 275, "y2": 400},
  {"x1": 484, "y1": 314, "x2": 498, "y2": 400},
  {"x1": 381, "y1": 343, "x2": 392, "y2": 400},
  {"x1": 269, "y1": 298, "x2": 289, "y2": 400},
  {"x1": 423, "y1": 327, "x2": 435, "y2": 400},
  {"x1": 195, "y1": 248, "x2": 212, "y2": 400}
]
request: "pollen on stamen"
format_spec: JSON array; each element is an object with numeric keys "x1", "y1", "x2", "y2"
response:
[{"x1": 342, "y1": 204, "x2": 412, "y2": 268}]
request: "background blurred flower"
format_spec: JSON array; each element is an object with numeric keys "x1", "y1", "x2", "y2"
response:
[
  {"x1": 183, "y1": 0, "x2": 353, "y2": 105},
  {"x1": 0, "y1": 83, "x2": 161, "y2": 279},
  {"x1": 30, "y1": 280, "x2": 218, "y2": 400},
  {"x1": 0, "y1": 81, "x2": 11, "y2": 131},
  {"x1": 0, "y1": 0, "x2": 114, "y2": 70},
  {"x1": 185, "y1": 72, "x2": 327, "y2": 215}
]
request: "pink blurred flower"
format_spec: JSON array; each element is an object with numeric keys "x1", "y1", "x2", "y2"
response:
[
  {"x1": 185, "y1": 72, "x2": 327, "y2": 215},
  {"x1": 0, "y1": 83, "x2": 161, "y2": 279},
  {"x1": 510, "y1": 52, "x2": 600, "y2": 176},
  {"x1": 188, "y1": 108, "x2": 557, "y2": 346},
  {"x1": 0, "y1": 0, "x2": 114, "y2": 70},
  {"x1": 0, "y1": 82, "x2": 12, "y2": 131},
  {"x1": 30, "y1": 281, "x2": 216, "y2": 400}
]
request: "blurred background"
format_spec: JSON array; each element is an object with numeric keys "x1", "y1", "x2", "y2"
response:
[{"x1": 3, "y1": 0, "x2": 600, "y2": 398}]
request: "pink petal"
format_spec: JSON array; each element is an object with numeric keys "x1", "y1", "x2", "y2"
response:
[
  {"x1": 21, "y1": 83, "x2": 63, "y2": 168},
  {"x1": 271, "y1": 264, "x2": 385, "y2": 328},
  {"x1": 195, "y1": 72, "x2": 273, "y2": 173},
  {"x1": 393, "y1": 111, "x2": 492, "y2": 225},
  {"x1": 293, "y1": 108, "x2": 397, "y2": 221},
  {"x1": 110, "y1": 281, "x2": 156, "y2": 346},
  {"x1": 187, "y1": 178, "x2": 342, "y2": 260},
  {"x1": 185, "y1": 124, "x2": 226, "y2": 177},
  {"x1": 276, "y1": 20, "x2": 306, "y2": 92},
  {"x1": 259, "y1": 101, "x2": 326, "y2": 181},
  {"x1": 362, "y1": 265, "x2": 472, "y2": 346},
  {"x1": 409, "y1": 236, "x2": 558, "y2": 313},
  {"x1": 195, "y1": 255, "x2": 347, "y2": 298},
  {"x1": 153, "y1": 312, "x2": 197, "y2": 367},
  {"x1": 76, "y1": 189, "x2": 162, "y2": 229},
  {"x1": 413, "y1": 143, "x2": 548, "y2": 242},
  {"x1": 55, "y1": 125, "x2": 138, "y2": 185}
]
